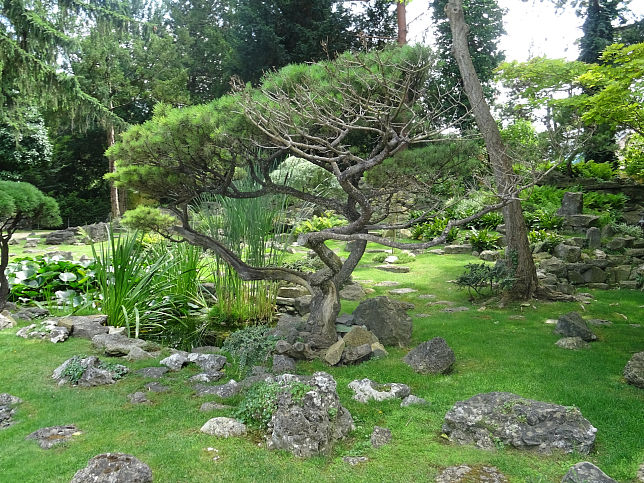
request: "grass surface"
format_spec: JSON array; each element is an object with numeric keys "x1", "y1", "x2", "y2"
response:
[{"x1": 1, "y1": 240, "x2": 643, "y2": 482}]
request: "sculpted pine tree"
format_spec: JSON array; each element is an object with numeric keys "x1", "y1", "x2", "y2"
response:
[
  {"x1": 445, "y1": 0, "x2": 538, "y2": 299},
  {"x1": 108, "y1": 47, "x2": 508, "y2": 348}
]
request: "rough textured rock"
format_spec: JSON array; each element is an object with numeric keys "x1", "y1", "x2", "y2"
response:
[
  {"x1": 554, "y1": 244, "x2": 582, "y2": 263},
  {"x1": 200, "y1": 417, "x2": 247, "y2": 437},
  {"x1": 343, "y1": 326, "x2": 379, "y2": 347},
  {"x1": 586, "y1": 227, "x2": 601, "y2": 249},
  {"x1": 266, "y1": 372, "x2": 354, "y2": 457},
  {"x1": 557, "y1": 192, "x2": 583, "y2": 216},
  {"x1": 324, "y1": 339, "x2": 345, "y2": 366},
  {"x1": 272, "y1": 354, "x2": 296, "y2": 374},
  {"x1": 623, "y1": 352, "x2": 644, "y2": 389},
  {"x1": 70, "y1": 453, "x2": 153, "y2": 483},
  {"x1": 16, "y1": 319, "x2": 69, "y2": 343},
  {"x1": 370, "y1": 426, "x2": 392, "y2": 448},
  {"x1": 339, "y1": 282, "x2": 367, "y2": 301},
  {"x1": 194, "y1": 380, "x2": 240, "y2": 398},
  {"x1": 125, "y1": 346, "x2": 154, "y2": 361},
  {"x1": 388, "y1": 288, "x2": 418, "y2": 295},
  {"x1": 128, "y1": 392, "x2": 149, "y2": 404},
  {"x1": 435, "y1": 465, "x2": 508, "y2": 483},
  {"x1": 189, "y1": 353, "x2": 227, "y2": 372},
  {"x1": 159, "y1": 352, "x2": 189, "y2": 371},
  {"x1": 375, "y1": 264, "x2": 410, "y2": 273},
  {"x1": 45, "y1": 228, "x2": 78, "y2": 245},
  {"x1": 401, "y1": 395, "x2": 428, "y2": 407},
  {"x1": 351, "y1": 296, "x2": 412, "y2": 347},
  {"x1": 26, "y1": 425, "x2": 81, "y2": 449},
  {"x1": 61, "y1": 315, "x2": 109, "y2": 339},
  {"x1": 200, "y1": 402, "x2": 232, "y2": 411},
  {"x1": 348, "y1": 378, "x2": 410, "y2": 403},
  {"x1": 442, "y1": 392, "x2": 597, "y2": 454},
  {"x1": 0, "y1": 312, "x2": 17, "y2": 330},
  {"x1": 341, "y1": 343, "x2": 372, "y2": 365},
  {"x1": 556, "y1": 337, "x2": 589, "y2": 350},
  {"x1": 343, "y1": 456, "x2": 369, "y2": 466},
  {"x1": 144, "y1": 382, "x2": 170, "y2": 393},
  {"x1": 403, "y1": 337, "x2": 455, "y2": 374},
  {"x1": 444, "y1": 244, "x2": 473, "y2": 254},
  {"x1": 91, "y1": 333, "x2": 157, "y2": 357},
  {"x1": 190, "y1": 372, "x2": 225, "y2": 383},
  {"x1": 555, "y1": 312, "x2": 597, "y2": 342},
  {"x1": 52, "y1": 356, "x2": 128, "y2": 387},
  {"x1": 135, "y1": 367, "x2": 169, "y2": 379},
  {"x1": 0, "y1": 393, "x2": 22, "y2": 429},
  {"x1": 561, "y1": 462, "x2": 617, "y2": 483},
  {"x1": 12, "y1": 306, "x2": 49, "y2": 320},
  {"x1": 479, "y1": 250, "x2": 501, "y2": 262}
]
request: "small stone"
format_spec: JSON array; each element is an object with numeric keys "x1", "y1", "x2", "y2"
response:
[
  {"x1": 436, "y1": 465, "x2": 508, "y2": 483},
  {"x1": 370, "y1": 426, "x2": 392, "y2": 448},
  {"x1": 442, "y1": 306, "x2": 470, "y2": 313},
  {"x1": 144, "y1": 382, "x2": 170, "y2": 393},
  {"x1": 556, "y1": 337, "x2": 590, "y2": 350},
  {"x1": 624, "y1": 352, "x2": 644, "y2": 389},
  {"x1": 160, "y1": 353, "x2": 189, "y2": 371},
  {"x1": 587, "y1": 319, "x2": 612, "y2": 327},
  {"x1": 403, "y1": 337, "x2": 455, "y2": 374},
  {"x1": 375, "y1": 265, "x2": 411, "y2": 273},
  {"x1": 200, "y1": 417, "x2": 247, "y2": 438},
  {"x1": 128, "y1": 392, "x2": 149, "y2": 404},
  {"x1": 26, "y1": 425, "x2": 81, "y2": 449},
  {"x1": 562, "y1": 462, "x2": 617, "y2": 483},
  {"x1": 71, "y1": 453, "x2": 152, "y2": 483},
  {"x1": 190, "y1": 372, "x2": 225, "y2": 383},
  {"x1": 0, "y1": 312, "x2": 17, "y2": 330},
  {"x1": 401, "y1": 395, "x2": 428, "y2": 407},
  {"x1": 272, "y1": 354, "x2": 296, "y2": 374},
  {"x1": 555, "y1": 312, "x2": 597, "y2": 342},
  {"x1": 388, "y1": 288, "x2": 418, "y2": 295},
  {"x1": 194, "y1": 380, "x2": 240, "y2": 398},
  {"x1": 343, "y1": 456, "x2": 369, "y2": 466},
  {"x1": 135, "y1": 367, "x2": 169, "y2": 379},
  {"x1": 374, "y1": 281, "x2": 400, "y2": 287},
  {"x1": 324, "y1": 339, "x2": 345, "y2": 366},
  {"x1": 125, "y1": 346, "x2": 153, "y2": 361},
  {"x1": 348, "y1": 378, "x2": 410, "y2": 403},
  {"x1": 200, "y1": 402, "x2": 232, "y2": 412}
]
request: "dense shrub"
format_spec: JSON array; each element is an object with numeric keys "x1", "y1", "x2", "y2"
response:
[
  {"x1": 456, "y1": 262, "x2": 514, "y2": 298},
  {"x1": 235, "y1": 380, "x2": 311, "y2": 429},
  {"x1": 410, "y1": 217, "x2": 459, "y2": 242},
  {"x1": 572, "y1": 160, "x2": 615, "y2": 180},
  {"x1": 221, "y1": 325, "x2": 277, "y2": 375},
  {"x1": 468, "y1": 228, "x2": 501, "y2": 252},
  {"x1": 293, "y1": 211, "x2": 347, "y2": 235},
  {"x1": 528, "y1": 230, "x2": 563, "y2": 251}
]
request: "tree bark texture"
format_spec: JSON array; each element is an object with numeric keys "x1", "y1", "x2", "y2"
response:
[
  {"x1": 397, "y1": 0, "x2": 407, "y2": 45},
  {"x1": 445, "y1": 0, "x2": 538, "y2": 299}
]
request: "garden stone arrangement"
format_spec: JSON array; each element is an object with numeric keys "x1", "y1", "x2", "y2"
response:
[
  {"x1": 52, "y1": 355, "x2": 129, "y2": 387},
  {"x1": 26, "y1": 425, "x2": 82, "y2": 449},
  {"x1": 442, "y1": 392, "x2": 597, "y2": 454}
]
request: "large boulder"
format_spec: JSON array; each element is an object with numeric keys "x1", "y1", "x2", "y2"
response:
[
  {"x1": 624, "y1": 352, "x2": 644, "y2": 389},
  {"x1": 403, "y1": 337, "x2": 455, "y2": 374},
  {"x1": 71, "y1": 453, "x2": 152, "y2": 483},
  {"x1": 442, "y1": 392, "x2": 597, "y2": 454},
  {"x1": 266, "y1": 372, "x2": 354, "y2": 457},
  {"x1": 351, "y1": 296, "x2": 412, "y2": 347},
  {"x1": 554, "y1": 312, "x2": 597, "y2": 342},
  {"x1": 557, "y1": 192, "x2": 583, "y2": 215},
  {"x1": 561, "y1": 462, "x2": 617, "y2": 483},
  {"x1": 339, "y1": 282, "x2": 367, "y2": 301},
  {"x1": 60, "y1": 315, "x2": 109, "y2": 339},
  {"x1": 91, "y1": 333, "x2": 157, "y2": 357}
]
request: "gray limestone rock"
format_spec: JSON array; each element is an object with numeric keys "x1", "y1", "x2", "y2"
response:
[
  {"x1": 11, "y1": 306, "x2": 50, "y2": 320},
  {"x1": 200, "y1": 417, "x2": 247, "y2": 437},
  {"x1": 555, "y1": 312, "x2": 597, "y2": 342},
  {"x1": 0, "y1": 312, "x2": 16, "y2": 330},
  {"x1": 125, "y1": 346, "x2": 154, "y2": 361},
  {"x1": 558, "y1": 192, "x2": 583, "y2": 216},
  {"x1": 128, "y1": 392, "x2": 149, "y2": 404},
  {"x1": 370, "y1": 426, "x2": 392, "y2": 448},
  {"x1": 435, "y1": 465, "x2": 508, "y2": 483},
  {"x1": 159, "y1": 352, "x2": 189, "y2": 371},
  {"x1": 70, "y1": 453, "x2": 153, "y2": 483},
  {"x1": 343, "y1": 456, "x2": 369, "y2": 466},
  {"x1": 266, "y1": 372, "x2": 354, "y2": 457},
  {"x1": 341, "y1": 343, "x2": 372, "y2": 365},
  {"x1": 339, "y1": 282, "x2": 367, "y2": 301},
  {"x1": 403, "y1": 337, "x2": 455, "y2": 374},
  {"x1": 190, "y1": 353, "x2": 227, "y2": 372},
  {"x1": 623, "y1": 352, "x2": 644, "y2": 389},
  {"x1": 91, "y1": 333, "x2": 157, "y2": 357},
  {"x1": 351, "y1": 296, "x2": 412, "y2": 347},
  {"x1": 442, "y1": 392, "x2": 597, "y2": 454},
  {"x1": 401, "y1": 395, "x2": 428, "y2": 407},
  {"x1": 561, "y1": 462, "x2": 617, "y2": 483},
  {"x1": 194, "y1": 380, "x2": 240, "y2": 398},
  {"x1": 375, "y1": 265, "x2": 411, "y2": 273},
  {"x1": 556, "y1": 337, "x2": 589, "y2": 350},
  {"x1": 52, "y1": 356, "x2": 128, "y2": 387},
  {"x1": 554, "y1": 244, "x2": 582, "y2": 263},
  {"x1": 444, "y1": 244, "x2": 473, "y2": 254},
  {"x1": 586, "y1": 227, "x2": 601, "y2": 249},
  {"x1": 190, "y1": 372, "x2": 225, "y2": 383},
  {"x1": 200, "y1": 402, "x2": 232, "y2": 411},
  {"x1": 324, "y1": 339, "x2": 345, "y2": 366},
  {"x1": 144, "y1": 382, "x2": 170, "y2": 393},
  {"x1": 135, "y1": 367, "x2": 169, "y2": 379},
  {"x1": 0, "y1": 393, "x2": 22, "y2": 429},
  {"x1": 61, "y1": 315, "x2": 108, "y2": 339},
  {"x1": 348, "y1": 378, "x2": 410, "y2": 403},
  {"x1": 26, "y1": 425, "x2": 80, "y2": 449},
  {"x1": 272, "y1": 354, "x2": 296, "y2": 374}
]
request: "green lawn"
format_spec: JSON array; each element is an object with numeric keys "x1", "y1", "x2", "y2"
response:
[{"x1": 1, "y1": 242, "x2": 642, "y2": 482}]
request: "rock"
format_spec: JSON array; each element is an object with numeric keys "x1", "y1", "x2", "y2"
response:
[
  {"x1": 277, "y1": 286, "x2": 310, "y2": 298},
  {"x1": 370, "y1": 426, "x2": 392, "y2": 448},
  {"x1": 637, "y1": 463, "x2": 644, "y2": 482},
  {"x1": 128, "y1": 392, "x2": 149, "y2": 404},
  {"x1": 135, "y1": 367, "x2": 169, "y2": 379},
  {"x1": 442, "y1": 306, "x2": 470, "y2": 313},
  {"x1": 401, "y1": 395, "x2": 428, "y2": 407},
  {"x1": 370, "y1": 342, "x2": 388, "y2": 359},
  {"x1": 160, "y1": 353, "x2": 189, "y2": 371},
  {"x1": 25, "y1": 425, "x2": 82, "y2": 449},
  {"x1": 556, "y1": 337, "x2": 589, "y2": 350},
  {"x1": 607, "y1": 237, "x2": 627, "y2": 250},
  {"x1": 200, "y1": 417, "x2": 247, "y2": 438},
  {"x1": 343, "y1": 326, "x2": 379, "y2": 347},
  {"x1": 582, "y1": 266, "x2": 606, "y2": 284},
  {"x1": 292, "y1": 295, "x2": 312, "y2": 315},
  {"x1": 341, "y1": 343, "x2": 372, "y2": 365},
  {"x1": 92, "y1": 333, "x2": 157, "y2": 357},
  {"x1": 388, "y1": 288, "x2": 418, "y2": 295},
  {"x1": 558, "y1": 192, "x2": 583, "y2": 216},
  {"x1": 194, "y1": 380, "x2": 240, "y2": 398},
  {"x1": 70, "y1": 453, "x2": 153, "y2": 483},
  {"x1": 375, "y1": 264, "x2": 411, "y2": 273},
  {"x1": 403, "y1": 337, "x2": 455, "y2": 374},
  {"x1": 266, "y1": 372, "x2": 354, "y2": 457},
  {"x1": 623, "y1": 352, "x2": 644, "y2": 389},
  {"x1": 351, "y1": 296, "x2": 412, "y2": 347},
  {"x1": 343, "y1": 456, "x2": 369, "y2": 466},
  {"x1": 144, "y1": 382, "x2": 170, "y2": 393},
  {"x1": 0, "y1": 393, "x2": 22, "y2": 429},
  {"x1": 374, "y1": 281, "x2": 400, "y2": 287},
  {"x1": 435, "y1": 465, "x2": 508, "y2": 483},
  {"x1": 125, "y1": 346, "x2": 154, "y2": 361},
  {"x1": 190, "y1": 372, "x2": 225, "y2": 383},
  {"x1": 561, "y1": 462, "x2": 617, "y2": 483},
  {"x1": 339, "y1": 282, "x2": 367, "y2": 301},
  {"x1": 190, "y1": 353, "x2": 227, "y2": 372},
  {"x1": 554, "y1": 244, "x2": 582, "y2": 263},
  {"x1": 555, "y1": 312, "x2": 597, "y2": 342},
  {"x1": 0, "y1": 312, "x2": 17, "y2": 330},
  {"x1": 190, "y1": 346, "x2": 220, "y2": 354},
  {"x1": 348, "y1": 378, "x2": 410, "y2": 403},
  {"x1": 49, "y1": 326, "x2": 69, "y2": 343},
  {"x1": 324, "y1": 339, "x2": 345, "y2": 366},
  {"x1": 564, "y1": 214, "x2": 600, "y2": 230},
  {"x1": 444, "y1": 244, "x2": 473, "y2": 254},
  {"x1": 272, "y1": 354, "x2": 296, "y2": 374},
  {"x1": 200, "y1": 402, "x2": 232, "y2": 411},
  {"x1": 586, "y1": 227, "x2": 601, "y2": 249},
  {"x1": 62, "y1": 315, "x2": 109, "y2": 339},
  {"x1": 442, "y1": 392, "x2": 597, "y2": 454},
  {"x1": 271, "y1": 314, "x2": 306, "y2": 344},
  {"x1": 587, "y1": 319, "x2": 612, "y2": 327},
  {"x1": 52, "y1": 356, "x2": 128, "y2": 387},
  {"x1": 479, "y1": 250, "x2": 500, "y2": 261}
]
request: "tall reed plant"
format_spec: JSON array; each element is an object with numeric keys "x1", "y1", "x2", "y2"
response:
[
  {"x1": 92, "y1": 227, "x2": 187, "y2": 337},
  {"x1": 192, "y1": 180, "x2": 288, "y2": 327}
]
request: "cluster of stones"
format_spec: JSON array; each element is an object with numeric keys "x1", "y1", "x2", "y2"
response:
[
  {"x1": 52, "y1": 355, "x2": 129, "y2": 387},
  {"x1": 0, "y1": 393, "x2": 22, "y2": 429},
  {"x1": 553, "y1": 312, "x2": 598, "y2": 350},
  {"x1": 44, "y1": 222, "x2": 113, "y2": 245}
]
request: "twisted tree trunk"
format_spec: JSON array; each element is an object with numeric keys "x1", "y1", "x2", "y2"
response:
[{"x1": 445, "y1": 0, "x2": 538, "y2": 299}]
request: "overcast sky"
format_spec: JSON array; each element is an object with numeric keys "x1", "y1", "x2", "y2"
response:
[{"x1": 406, "y1": 0, "x2": 644, "y2": 62}]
